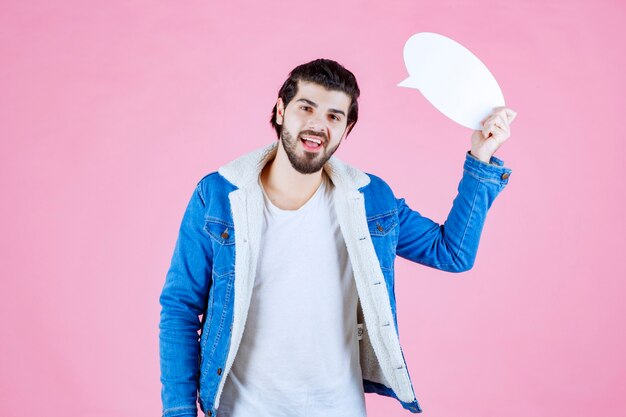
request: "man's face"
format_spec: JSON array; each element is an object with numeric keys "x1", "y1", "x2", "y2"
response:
[{"x1": 275, "y1": 80, "x2": 353, "y2": 174}]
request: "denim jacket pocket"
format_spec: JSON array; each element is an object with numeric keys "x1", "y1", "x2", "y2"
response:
[
  {"x1": 367, "y1": 210, "x2": 398, "y2": 271},
  {"x1": 203, "y1": 217, "x2": 236, "y2": 278},
  {"x1": 367, "y1": 210, "x2": 398, "y2": 237}
]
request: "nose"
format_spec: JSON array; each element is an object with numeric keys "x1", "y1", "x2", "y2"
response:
[{"x1": 305, "y1": 114, "x2": 327, "y2": 136}]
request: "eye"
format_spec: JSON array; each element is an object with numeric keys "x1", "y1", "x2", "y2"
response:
[
  {"x1": 300, "y1": 105, "x2": 311, "y2": 111},
  {"x1": 329, "y1": 114, "x2": 340, "y2": 121}
]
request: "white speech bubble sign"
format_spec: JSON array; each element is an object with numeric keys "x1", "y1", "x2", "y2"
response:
[{"x1": 398, "y1": 32, "x2": 505, "y2": 131}]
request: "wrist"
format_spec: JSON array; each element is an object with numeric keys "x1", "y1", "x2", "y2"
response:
[{"x1": 469, "y1": 150, "x2": 491, "y2": 164}]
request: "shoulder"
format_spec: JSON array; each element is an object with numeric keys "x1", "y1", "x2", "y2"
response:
[
  {"x1": 195, "y1": 171, "x2": 237, "y2": 201},
  {"x1": 197, "y1": 171, "x2": 220, "y2": 186},
  {"x1": 361, "y1": 172, "x2": 395, "y2": 195},
  {"x1": 360, "y1": 172, "x2": 399, "y2": 215}
]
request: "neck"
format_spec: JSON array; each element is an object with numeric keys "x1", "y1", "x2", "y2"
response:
[{"x1": 260, "y1": 141, "x2": 324, "y2": 208}]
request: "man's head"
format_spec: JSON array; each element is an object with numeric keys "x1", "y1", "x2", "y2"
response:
[{"x1": 270, "y1": 58, "x2": 360, "y2": 174}]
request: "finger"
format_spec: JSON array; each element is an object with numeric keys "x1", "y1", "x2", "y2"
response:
[
  {"x1": 492, "y1": 123, "x2": 510, "y2": 141},
  {"x1": 482, "y1": 120, "x2": 492, "y2": 138},
  {"x1": 495, "y1": 121, "x2": 508, "y2": 133},
  {"x1": 503, "y1": 108, "x2": 517, "y2": 124},
  {"x1": 484, "y1": 115, "x2": 507, "y2": 138},
  {"x1": 481, "y1": 108, "x2": 501, "y2": 125},
  {"x1": 484, "y1": 114, "x2": 503, "y2": 131},
  {"x1": 487, "y1": 125, "x2": 504, "y2": 142},
  {"x1": 482, "y1": 107, "x2": 511, "y2": 127},
  {"x1": 494, "y1": 114, "x2": 508, "y2": 130}
]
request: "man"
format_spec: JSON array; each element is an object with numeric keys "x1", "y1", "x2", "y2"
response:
[{"x1": 159, "y1": 58, "x2": 517, "y2": 417}]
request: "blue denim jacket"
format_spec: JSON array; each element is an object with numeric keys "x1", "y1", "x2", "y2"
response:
[{"x1": 159, "y1": 141, "x2": 512, "y2": 417}]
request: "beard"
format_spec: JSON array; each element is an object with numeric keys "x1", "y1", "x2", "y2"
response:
[{"x1": 280, "y1": 127, "x2": 341, "y2": 175}]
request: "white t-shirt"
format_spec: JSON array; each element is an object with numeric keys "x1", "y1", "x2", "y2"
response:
[{"x1": 218, "y1": 172, "x2": 366, "y2": 417}]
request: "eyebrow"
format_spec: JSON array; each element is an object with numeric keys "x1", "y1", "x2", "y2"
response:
[{"x1": 295, "y1": 98, "x2": 346, "y2": 117}]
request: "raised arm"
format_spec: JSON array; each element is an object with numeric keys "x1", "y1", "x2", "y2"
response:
[
  {"x1": 395, "y1": 151, "x2": 512, "y2": 272},
  {"x1": 395, "y1": 106, "x2": 517, "y2": 272}
]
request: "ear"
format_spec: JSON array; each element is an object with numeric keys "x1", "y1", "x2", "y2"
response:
[{"x1": 276, "y1": 97, "x2": 285, "y2": 126}]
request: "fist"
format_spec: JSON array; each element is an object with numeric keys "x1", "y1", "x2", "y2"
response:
[{"x1": 470, "y1": 106, "x2": 517, "y2": 162}]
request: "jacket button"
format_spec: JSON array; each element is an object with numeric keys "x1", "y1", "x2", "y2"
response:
[
  {"x1": 221, "y1": 231, "x2": 229, "y2": 239},
  {"x1": 501, "y1": 172, "x2": 510, "y2": 179},
  {"x1": 376, "y1": 224, "x2": 383, "y2": 232},
  {"x1": 206, "y1": 412, "x2": 212, "y2": 417},
  {"x1": 217, "y1": 367, "x2": 222, "y2": 375}
]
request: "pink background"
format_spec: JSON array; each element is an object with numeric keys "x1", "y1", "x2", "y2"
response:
[{"x1": 2, "y1": 1, "x2": 625, "y2": 416}]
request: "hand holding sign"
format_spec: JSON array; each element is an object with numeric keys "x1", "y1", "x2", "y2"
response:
[
  {"x1": 470, "y1": 106, "x2": 517, "y2": 162},
  {"x1": 398, "y1": 32, "x2": 517, "y2": 162}
]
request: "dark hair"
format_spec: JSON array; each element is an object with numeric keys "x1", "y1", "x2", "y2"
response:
[{"x1": 270, "y1": 58, "x2": 360, "y2": 139}]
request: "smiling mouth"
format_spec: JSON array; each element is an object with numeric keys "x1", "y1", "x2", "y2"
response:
[{"x1": 300, "y1": 135, "x2": 324, "y2": 151}]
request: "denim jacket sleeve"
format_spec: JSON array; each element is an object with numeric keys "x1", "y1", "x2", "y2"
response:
[
  {"x1": 159, "y1": 182, "x2": 213, "y2": 417},
  {"x1": 395, "y1": 151, "x2": 512, "y2": 272}
]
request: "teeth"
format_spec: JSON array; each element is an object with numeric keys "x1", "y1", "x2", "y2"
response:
[{"x1": 302, "y1": 137, "x2": 321, "y2": 144}]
